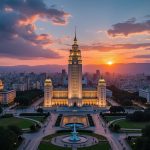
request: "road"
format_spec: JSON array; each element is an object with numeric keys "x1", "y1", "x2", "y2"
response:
[{"x1": 92, "y1": 114, "x2": 139, "y2": 150}]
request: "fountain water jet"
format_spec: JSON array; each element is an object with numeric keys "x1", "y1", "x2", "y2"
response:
[
  {"x1": 69, "y1": 123, "x2": 80, "y2": 142},
  {"x1": 62, "y1": 123, "x2": 88, "y2": 144}
]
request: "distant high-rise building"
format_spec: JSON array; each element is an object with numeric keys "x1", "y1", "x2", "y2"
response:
[
  {"x1": 12, "y1": 83, "x2": 27, "y2": 91},
  {"x1": 139, "y1": 88, "x2": 150, "y2": 103},
  {"x1": 0, "y1": 80, "x2": 16, "y2": 105}
]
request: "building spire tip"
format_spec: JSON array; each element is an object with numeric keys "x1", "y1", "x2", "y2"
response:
[{"x1": 74, "y1": 26, "x2": 77, "y2": 41}]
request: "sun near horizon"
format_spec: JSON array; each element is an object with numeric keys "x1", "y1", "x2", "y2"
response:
[{"x1": 107, "y1": 61, "x2": 113, "y2": 66}]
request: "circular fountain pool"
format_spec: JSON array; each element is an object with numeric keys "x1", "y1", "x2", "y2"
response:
[{"x1": 62, "y1": 135, "x2": 88, "y2": 144}]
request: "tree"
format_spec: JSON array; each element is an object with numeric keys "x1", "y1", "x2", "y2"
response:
[
  {"x1": 142, "y1": 125, "x2": 150, "y2": 138},
  {"x1": 109, "y1": 106, "x2": 125, "y2": 113},
  {"x1": 127, "y1": 111, "x2": 150, "y2": 122},
  {"x1": 15, "y1": 90, "x2": 44, "y2": 106},
  {"x1": 8, "y1": 125, "x2": 22, "y2": 137},
  {"x1": 134, "y1": 125, "x2": 150, "y2": 150},
  {"x1": 113, "y1": 124, "x2": 120, "y2": 132},
  {"x1": 30, "y1": 125, "x2": 37, "y2": 132},
  {"x1": 0, "y1": 127, "x2": 18, "y2": 150},
  {"x1": 0, "y1": 106, "x2": 3, "y2": 114},
  {"x1": 36, "y1": 108, "x2": 43, "y2": 113}
]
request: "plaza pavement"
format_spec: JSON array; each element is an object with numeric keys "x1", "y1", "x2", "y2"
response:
[{"x1": 2, "y1": 97, "x2": 141, "y2": 150}]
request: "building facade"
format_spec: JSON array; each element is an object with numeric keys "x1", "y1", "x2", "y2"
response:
[
  {"x1": 0, "y1": 90, "x2": 16, "y2": 105},
  {"x1": 139, "y1": 88, "x2": 150, "y2": 103},
  {"x1": 44, "y1": 33, "x2": 106, "y2": 107},
  {"x1": 0, "y1": 80, "x2": 16, "y2": 105}
]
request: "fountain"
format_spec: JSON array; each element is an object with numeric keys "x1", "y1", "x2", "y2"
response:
[
  {"x1": 62, "y1": 123, "x2": 88, "y2": 144},
  {"x1": 51, "y1": 121, "x2": 99, "y2": 148},
  {"x1": 69, "y1": 123, "x2": 80, "y2": 142}
]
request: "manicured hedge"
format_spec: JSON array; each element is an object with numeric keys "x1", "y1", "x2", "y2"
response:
[
  {"x1": 20, "y1": 112, "x2": 50, "y2": 117},
  {"x1": 1, "y1": 113, "x2": 14, "y2": 118},
  {"x1": 87, "y1": 114, "x2": 95, "y2": 127},
  {"x1": 55, "y1": 114, "x2": 63, "y2": 127},
  {"x1": 101, "y1": 113, "x2": 127, "y2": 116}
]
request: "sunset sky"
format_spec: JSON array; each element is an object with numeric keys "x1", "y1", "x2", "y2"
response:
[{"x1": 0, "y1": 0, "x2": 150, "y2": 66}]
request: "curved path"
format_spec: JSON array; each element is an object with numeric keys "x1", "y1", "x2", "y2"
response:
[
  {"x1": 108, "y1": 117, "x2": 126, "y2": 126},
  {"x1": 18, "y1": 113, "x2": 58, "y2": 150},
  {"x1": 15, "y1": 115, "x2": 42, "y2": 126}
]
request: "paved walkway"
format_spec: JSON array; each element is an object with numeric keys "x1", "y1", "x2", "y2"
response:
[
  {"x1": 92, "y1": 114, "x2": 131, "y2": 150},
  {"x1": 18, "y1": 113, "x2": 58, "y2": 150},
  {"x1": 108, "y1": 117, "x2": 126, "y2": 126}
]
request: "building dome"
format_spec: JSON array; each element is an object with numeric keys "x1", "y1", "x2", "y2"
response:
[
  {"x1": 98, "y1": 78, "x2": 106, "y2": 86},
  {"x1": 45, "y1": 79, "x2": 52, "y2": 86},
  {"x1": 99, "y1": 78, "x2": 105, "y2": 83}
]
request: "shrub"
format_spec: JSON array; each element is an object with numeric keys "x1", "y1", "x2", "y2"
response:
[
  {"x1": 20, "y1": 112, "x2": 49, "y2": 117},
  {"x1": 1, "y1": 113, "x2": 13, "y2": 118},
  {"x1": 87, "y1": 114, "x2": 95, "y2": 127}
]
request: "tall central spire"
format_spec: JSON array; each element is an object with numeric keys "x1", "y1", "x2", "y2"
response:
[{"x1": 74, "y1": 26, "x2": 77, "y2": 44}]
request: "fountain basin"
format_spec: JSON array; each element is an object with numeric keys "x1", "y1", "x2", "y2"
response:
[
  {"x1": 65, "y1": 123, "x2": 84, "y2": 128},
  {"x1": 62, "y1": 135, "x2": 88, "y2": 144}
]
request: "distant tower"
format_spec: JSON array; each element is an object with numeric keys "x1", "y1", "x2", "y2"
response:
[
  {"x1": 0, "y1": 80, "x2": 4, "y2": 90},
  {"x1": 44, "y1": 79, "x2": 53, "y2": 107},
  {"x1": 68, "y1": 29, "x2": 82, "y2": 107},
  {"x1": 97, "y1": 77, "x2": 106, "y2": 107}
]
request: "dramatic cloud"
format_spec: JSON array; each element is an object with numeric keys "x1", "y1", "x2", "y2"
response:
[
  {"x1": 81, "y1": 43, "x2": 150, "y2": 52},
  {"x1": 107, "y1": 17, "x2": 150, "y2": 37},
  {"x1": 0, "y1": 37, "x2": 60, "y2": 59},
  {"x1": 133, "y1": 55, "x2": 150, "y2": 59},
  {"x1": 0, "y1": 0, "x2": 70, "y2": 59},
  {"x1": 0, "y1": 0, "x2": 70, "y2": 25}
]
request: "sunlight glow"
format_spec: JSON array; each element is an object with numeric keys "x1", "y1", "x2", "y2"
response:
[{"x1": 107, "y1": 61, "x2": 113, "y2": 65}]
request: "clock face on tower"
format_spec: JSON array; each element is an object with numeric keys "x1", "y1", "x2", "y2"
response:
[{"x1": 73, "y1": 60, "x2": 77, "y2": 64}]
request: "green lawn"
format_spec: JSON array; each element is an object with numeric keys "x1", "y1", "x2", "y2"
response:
[
  {"x1": 79, "y1": 141, "x2": 110, "y2": 150},
  {"x1": 39, "y1": 142, "x2": 71, "y2": 150},
  {"x1": 105, "y1": 116, "x2": 124, "y2": 122},
  {"x1": 39, "y1": 132, "x2": 110, "y2": 150},
  {"x1": 114, "y1": 119, "x2": 150, "y2": 129},
  {"x1": 0, "y1": 117, "x2": 35, "y2": 129},
  {"x1": 25, "y1": 116, "x2": 45, "y2": 122}
]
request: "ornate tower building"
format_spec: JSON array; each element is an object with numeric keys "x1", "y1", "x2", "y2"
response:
[
  {"x1": 43, "y1": 30, "x2": 107, "y2": 108},
  {"x1": 68, "y1": 31, "x2": 82, "y2": 107},
  {"x1": 44, "y1": 79, "x2": 53, "y2": 107},
  {"x1": 97, "y1": 77, "x2": 106, "y2": 107}
]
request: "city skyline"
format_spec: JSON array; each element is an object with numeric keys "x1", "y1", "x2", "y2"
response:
[{"x1": 0, "y1": 0, "x2": 150, "y2": 67}]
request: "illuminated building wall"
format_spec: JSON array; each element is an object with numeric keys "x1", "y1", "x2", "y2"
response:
[
  {"x1": 0, "y1": 90, "x2": 16, "y2": 105},
  {"x1": 68, "y1": 32, "x2": 82, "y2": 106},
  {"x1": 44, "y1": 33, "x2": 106, "y2": 108},
  {"x1": 44, "y1": 79, "x2": 53, "y2": 107}
]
